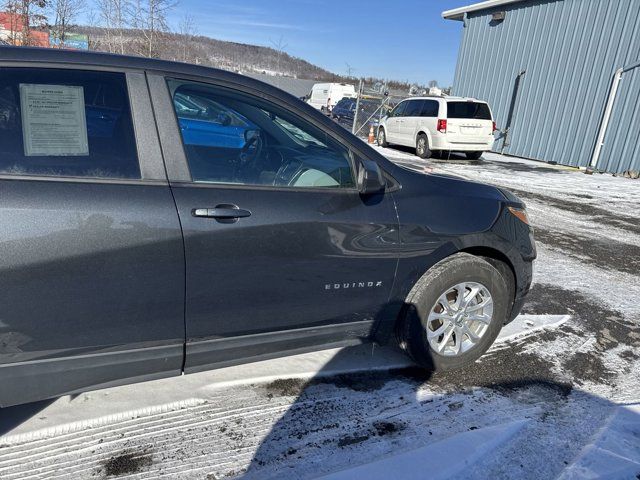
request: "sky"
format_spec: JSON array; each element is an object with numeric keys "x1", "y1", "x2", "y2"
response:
[{"x1": 85, "y1": 0, "x2": 475, "y2": 86}]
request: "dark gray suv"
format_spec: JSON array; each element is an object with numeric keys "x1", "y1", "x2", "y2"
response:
[{"x1": 0, "y1": 47, "x2": 535, "y2": 407}]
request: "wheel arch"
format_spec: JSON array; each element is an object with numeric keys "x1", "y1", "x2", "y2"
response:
[
  {"x1": 460, "y1": 246, "x2": 517, "y2": 315},
  {"x1": 415, "y1": 129, "x2": 432, "y2": 147},
  {"x1": 374, "y1": 245, "x2": 519, "y2": 346}
]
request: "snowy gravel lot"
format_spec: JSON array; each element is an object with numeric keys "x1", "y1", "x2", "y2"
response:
[{"x1": 1, "y1": 148, "x2": 639, "y2": 479}]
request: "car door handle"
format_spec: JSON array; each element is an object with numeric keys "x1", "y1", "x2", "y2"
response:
[{"x1": 192, "y1": 205, "x2": 252, "y2": 219}]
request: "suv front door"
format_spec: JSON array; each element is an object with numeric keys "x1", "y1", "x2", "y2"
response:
[
  {"x1": 149, "y1": 75, "x2": 399, "y2": 371},
  {"x1": 385, "y1": 101, "x2": 407, "y2": 143},
  {"x1": 0, "y1": 67, "x2": 184, "y2": 406},
  {"x1": 398, "y1": 99, "x2": 424, "y2": 145}
]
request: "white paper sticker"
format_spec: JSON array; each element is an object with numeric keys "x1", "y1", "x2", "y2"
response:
[{"x1": 19, "y1": 84, "x2": 89, "y2": 157}]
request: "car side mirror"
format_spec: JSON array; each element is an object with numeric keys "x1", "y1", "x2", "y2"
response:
[{"x1": 357, "y1": 158, "x2": 385, "y2": 195}]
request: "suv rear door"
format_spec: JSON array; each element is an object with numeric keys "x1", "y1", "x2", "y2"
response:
[
  {"x1": 148, "y1": 74, "x2": 399, "y2": 372},
  {"x1": 0, "y1": 65, "x2": 184, "y2": 406},
  {"x1": 445, "y1": 101, "x2": 494, "y2": 144},
  {"x1": 418, "y1": 99, "x2": 440, "y2": 140}
]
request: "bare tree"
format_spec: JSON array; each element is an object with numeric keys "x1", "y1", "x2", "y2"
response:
[
  {"x1": 96, "y1": 0, "x2": 131, "y2": 54},
  {"x1": 3, "y1": 0, "x2": 48, "y2": 46},
  {"x1": 428, "y1": 79, "x2": 439, "y2": 88},
  {"x1": 2, "y1": 1, "x2": 21, "y2": 45},
  {"x1": 49, "y1": 0, "x2": 85, "y2": 47},
  {"x1": 269, "y1": 35, "x2": 287, "y2": 75},
  {"x1": 139, "y1": 0, "x2": 176, "y2": 58},
  {"x1": 178, "y1": 12, "x2": 196, "y2": 62}
]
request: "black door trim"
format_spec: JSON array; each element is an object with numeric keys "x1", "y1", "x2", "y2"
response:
[{"x1": 185, "y1": 320, "x2": 374, "y2": 373}]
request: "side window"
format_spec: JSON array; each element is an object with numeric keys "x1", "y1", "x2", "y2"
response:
[
  {"x1": 390, "y1": 101, "x2": 407, "y2": 117},
  {"x1": 168, "y1": 79, "x2": 355, "y2": 189},
  {"x1": 420, "y1": 100, "x2": 439, "y2": 117},
  {"x1": 403, "y1": 100, "x2": 424, "y2": 117},
  {"x1": 0, "y1": 68, "x2": 139, "y2": 179}
]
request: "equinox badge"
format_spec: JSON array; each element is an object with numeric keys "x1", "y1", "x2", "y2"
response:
[{"x1": 325, "y1": 281, "x2": 383, "y2": 290}]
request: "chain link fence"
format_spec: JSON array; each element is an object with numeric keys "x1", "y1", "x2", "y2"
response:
[{"x1": 330, "y1": 80, "x2": 409, "y2": 141}]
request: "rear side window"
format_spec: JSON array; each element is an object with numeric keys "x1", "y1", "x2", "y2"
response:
[
  {"x1": 420, "y1": 100, "x2": 439, "y2": 117},
  {"x1": 0, "y1": 68, "x2": 139, "y2": 179},
  {"x1": 446, "y1": 101, "x2": 492, "y2": 120},
  {"x1": 403, "y1": 100, "x2": 423, "y2": 117}
]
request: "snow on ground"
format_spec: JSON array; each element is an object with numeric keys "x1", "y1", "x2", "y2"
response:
[{"x1": 0, "y1": 148, "x2": 639, "y2": 479}]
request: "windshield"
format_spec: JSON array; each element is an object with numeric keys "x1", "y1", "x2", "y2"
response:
[{"x1": 271, "y1": 114, "x2": 327, "y2": 147}]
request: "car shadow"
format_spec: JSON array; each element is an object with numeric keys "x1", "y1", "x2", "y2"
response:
[
  {"x1": 0, "y1": 398, "x2": 55, "y2": 437},
  {"x1": 238, "y1": 308, "x2": 640, "y2": 479}
]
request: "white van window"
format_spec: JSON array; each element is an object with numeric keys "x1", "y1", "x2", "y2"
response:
[
  {"x1": 390, "y1": 101, "x2": 407, "y2": 117},
  {"x1": 420, "y1": 100, "x2": 439, "y2": 117},
  {"x1": 447, "y1": 102, "x2": 491, "y2": 120},
  {"x1": 404, "y1": 100, "x2": 423, "y2": 117}
]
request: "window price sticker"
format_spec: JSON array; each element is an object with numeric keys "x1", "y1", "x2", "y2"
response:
[{"x1": 20, "y1": 84, "x2": 89, "y2": 157}]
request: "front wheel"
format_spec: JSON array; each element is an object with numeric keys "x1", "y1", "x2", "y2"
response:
[
  {"x1": 377, "y1": 127, "x2": 388, "y2": 147},
  {"x1": 416, "y1": 134, "x2": 431, "y2": 159},
  {"x1": 466, "y1": 151, "x2": 484, "y2": 160},
  {"x1": 400, "y1": 253, "x2": 509, "y2": 371}
]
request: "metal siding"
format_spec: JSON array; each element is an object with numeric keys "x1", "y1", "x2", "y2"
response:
[
  {"x1": 452, "y1": 0, "x2": 640, "y2": 173},
  {"x1": 600, "y1": 67, "x2": 640, "y2": 173}
]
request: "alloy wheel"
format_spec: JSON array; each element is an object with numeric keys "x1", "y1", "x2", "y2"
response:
[
  {"x1": 425, "y1": 282, "x2": 494, "y2": 356},
  {"x1": 417, "y1": 137, "x2": 426, "y2": 156}
]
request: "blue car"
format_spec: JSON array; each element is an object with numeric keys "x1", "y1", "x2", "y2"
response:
[{"x1": 174, "y1": 91, "x2": 252, "y2": 149}]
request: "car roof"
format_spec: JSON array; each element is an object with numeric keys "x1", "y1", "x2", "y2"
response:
[
  {"x1": 0, "y1": 46, "x2": 297, "y2": 102},
  {"x1": 399, "y1": 96, "x2": 486, "y2": 103}
]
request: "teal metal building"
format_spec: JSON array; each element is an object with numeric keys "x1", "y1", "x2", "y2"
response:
[{"x1": 443, "y1": 0, "x2": 640, "y2": 174}]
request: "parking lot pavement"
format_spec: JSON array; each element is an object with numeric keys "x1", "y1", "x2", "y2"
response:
[{"x1": 1, "y1": 148, "x2": 639, "y2": 479}]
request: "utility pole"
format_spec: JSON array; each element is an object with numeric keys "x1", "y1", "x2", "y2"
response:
[
  {"x1": 378, "y1": 82, "x2": 388, "y2": 130},
  {"x1": 352, "y1": 78, "x2": 363, "y2": 135},
  {"x1": 345, "y1": 62, "x2": 355, "y2": 78}
]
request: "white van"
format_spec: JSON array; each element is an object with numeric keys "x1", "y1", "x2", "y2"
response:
[
  {"x1": 378, "y1": 96, "x2": 496, "y2": 159},
  {"x1": 306, "y1": 83, "x2": 356, "y2": 113}
]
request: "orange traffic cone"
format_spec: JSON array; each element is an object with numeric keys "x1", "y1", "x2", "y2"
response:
[{"x1": 368, "y1": 125, "x2": 375, "y2": 144}]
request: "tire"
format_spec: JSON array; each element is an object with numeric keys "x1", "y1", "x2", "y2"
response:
[
  {"x1": 466, "y1": 151, "x2": 483, "y2": 160},
  {"x1": 416, "y1": 133, "x2": 431, "y2": 159},
  {"x1": 377, "y1": 127, "x2": 388, "y2": 147},
  {"x1": 400, "y1": 253, "x2": 509, "y2": 371}
]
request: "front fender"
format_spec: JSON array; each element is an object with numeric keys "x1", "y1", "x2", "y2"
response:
[{"x1": 372, "y1": 232, "x2": 531, "y2": 344}]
